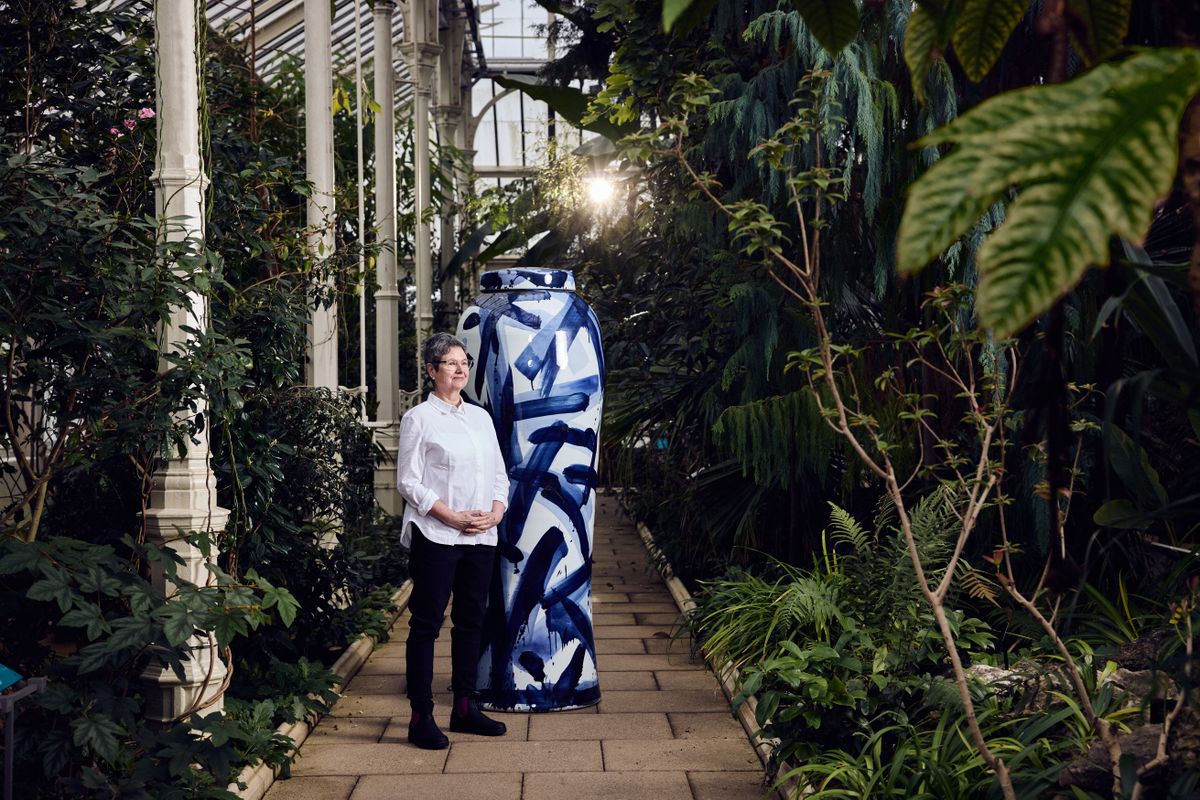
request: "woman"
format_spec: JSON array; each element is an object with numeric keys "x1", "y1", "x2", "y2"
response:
[{"x1": 396, "y1": 332, "x2": 510, "y2": 749}]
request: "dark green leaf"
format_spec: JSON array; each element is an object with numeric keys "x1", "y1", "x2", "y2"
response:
[
  {"x1": 1093, "y1": 499, "x2": 1147, "y2": 529},
  {"x1": 159, "y1": 603, "x2": 198, "y2": 646},
  {"x1": 493, "y1": 76, "x2": 637, "y2": 144},
  {"x1": 904, "y1": 2, "x2": 959, "y2": 103},
  {"x1": 71, "y1": 713, "x2": 124, "y2": 764},
  {"x1": 0, "y1": 543, "x2": 44, "y2": 575},
  {"x1": 790, "y1": 0, "x2": 861, "y2": 54},
  {"x1": 951, "y1": 0, "x2": 1028, "y2": 82},
  {"x1": 1067, "y1": 0, "x2": 1131, "y2": 65}
]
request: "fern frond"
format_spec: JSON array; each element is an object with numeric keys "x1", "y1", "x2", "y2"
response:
[
  {"x1": 905, "y1": 485, "x2": 958, "y2": 569},
  {"x1": 712, "y1": 389, "x2": 836, "y2": 487},
  {"x1": 769, "y1": 575, "x2": 842, "y2": 646},
  {"x1": 826, "y1": 502, "x2": 870, "y2": 553},
  {"x1": 956, "y1": 561, "x2": 1001, "y2": 606}
]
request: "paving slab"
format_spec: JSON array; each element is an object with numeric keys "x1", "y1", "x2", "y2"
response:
[
  {"x1": 595, "y1": 653, "x2": 704, "y2": 671},
  {"x1": 596, "y1": 582, "x2": 671, "y2": 592},
  {"x1": 594, "y1": 624, "x2": 679, "y2": 639},
  {"x1": 352, "y1": 656, "x2": 406, "y2": 676},
  {"x1": 443, "y1": 740, "x2": 602, "y2": 772},
  {"x1": 603, "y1": 739, "x2": 762, "y2": 772},
  {"x1": 644, "y1": 636, "x2": 697, "y2": 656},
  {"x1": 668, "y1": 712, "x2": 747, "y2": 739},
  {"x1": 380, "y1": 713, "x2": 532, "y2": 743},
  {"x1": 629, "y1": 591, "x2": 676, "y2": 602},
  {"x1": 290, "y1": 743, "x2": 448, "y2": 775},
  {"x1": 528, "y1": 711, "x2": 672, "y2": 741},
  {"x1": 523, "y1": 771, "x2": 694, "y2": 800},
  {"x1": 342, "y1": 674, "x2": 403, "y2": 694},
  {"x1": 352, "y1": 773, "x2": 523, "y2": 800},
  {"x1": 598, "y1": 689, "x2": 731, "y2": 713},
  {"x1": 615, "y1": 602, "x2": 683, "y2": 614},
  {"x1": 263, "y1": 775, "x2": 357, "y2": 800},
  {"x1": 654, "y1": 669, "x2": 725, "y2": 690},
  {"x1": 268, "y1": 502, "x2": 767, "y2": 800},
  {"x1": 594, "y1": 670, "x2": 657, "y2": 690},
  {"x1": 303, "y1": 715, "x2": 388, "y2": 744},
  {"x1": 595, "y1": 638, "x2": 646, "y2": 655},
  {"x1": 335, "y1": 692, "x2": 415, "y2": 717},
  {"x1": 688, "y1": 770, "x2": 775, "y2": 800}
]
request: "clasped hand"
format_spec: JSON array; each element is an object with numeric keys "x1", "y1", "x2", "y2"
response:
[{"x1": 455, "y1": 509, "x2": 500, "y2": 535}]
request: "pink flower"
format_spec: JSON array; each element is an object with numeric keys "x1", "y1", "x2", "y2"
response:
[
  {"x1": 137, "y1": 107, "x2": 155, "y2": 119},
  {"x1": 122, "y1": 119, "x2": 136, "y2": 131},
  {"x1": 109, "y1": 127, "x2": 122, "y2": 136}
]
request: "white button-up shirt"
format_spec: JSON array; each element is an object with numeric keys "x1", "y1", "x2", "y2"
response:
[{"x1": 396, "y1": 393, "x2": 510, "y2": 547}]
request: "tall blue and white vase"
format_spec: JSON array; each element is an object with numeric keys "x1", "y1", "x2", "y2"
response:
[{"x1": 456, "y1": 267, "x2": 604, "y2": 711}]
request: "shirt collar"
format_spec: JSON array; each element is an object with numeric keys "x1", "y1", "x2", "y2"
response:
[{"x1": 427, "y1": 392, "x2": 467, "y2": 415}]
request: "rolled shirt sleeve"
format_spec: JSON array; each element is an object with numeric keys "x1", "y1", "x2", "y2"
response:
[
  {"x1": 396, "y1": 411, "x2": 439, "y2": 515},
  {"x1": 398, "y1": 394, "x2": 507, "y2": 547}
]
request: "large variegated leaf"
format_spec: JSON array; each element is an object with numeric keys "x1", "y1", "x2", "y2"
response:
[
  {"x1": 898, "y1": 149, "x2": 995, "y2": 274},
  {"x1": 1067, "y1": 0, "x2": 1131, "y2": 65},
  {"x1": 897, "y1": 49, "x2": 1200, "y2": 337},
  {"x1": 904, "y1": 1, "x2": 960, "y2": 103},
  {"x1": 791, "y1": 0, "x2": 860, "y2": 54},
  {"x1": 951, "y1": 0, "x2": 1028, "y2": 82}
]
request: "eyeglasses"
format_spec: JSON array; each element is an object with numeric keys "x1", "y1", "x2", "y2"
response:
[{"x1": 435, "y1": 356, "x2": 473, "y2": 369}]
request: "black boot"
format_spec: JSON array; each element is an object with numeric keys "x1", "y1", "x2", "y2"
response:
[
  {"x1": 449, "y1": 697, "x2": 507, "y2": 736},
  {"x1": 407, "y1": 711, "x2": 449, "y2": 750}
]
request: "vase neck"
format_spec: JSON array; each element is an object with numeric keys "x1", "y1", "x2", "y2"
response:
[{"x1": 480, "y1": 268, "x2": 575, "y2": 292}]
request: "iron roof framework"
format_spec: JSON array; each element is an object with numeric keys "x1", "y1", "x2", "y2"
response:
[{"x1": 200, "y1": 0, "x2": 488, "y2": 107}]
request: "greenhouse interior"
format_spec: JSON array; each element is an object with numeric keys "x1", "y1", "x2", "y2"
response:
[{"x1": 1, "y1": 1, "x2": 1199, "y2": 798}]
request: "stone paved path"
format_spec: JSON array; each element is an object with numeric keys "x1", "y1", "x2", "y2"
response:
[{"x1": 264, "y1": 494, "x2": 766, "y2": 800}]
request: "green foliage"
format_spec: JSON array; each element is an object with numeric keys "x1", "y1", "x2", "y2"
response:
[
  {"x1": 950, "y1": 0, "x2": 1028, "y2": 83},
  {"x1": 573, "y1": 0, "x2": 1200, "y2": 795},
  {"x1": 898, "y1": 48, "x2": 1200, "y2": 337},
  {"x1": 904, "y1": 2, "x2": 958, "y2": 104},
  {"x1": 225, "y1": 656, "x2": 341, "y2": 728},
  {"x1": 0, "y1": 133, "x2": 233, "y2": 543},
  {"x1": 693, "y1": 496, "x2": 993, "y2": 762},
  {"x1": 712, "y1": 389, "x2": 838, "y2": 488},
  {"x1": 583, "y1": 0, "x2": 959, "y2": 573},
  {"x1": 779, "y1": 699, "x2": 1047, "y2": 799},
  {"x1": 692, "y1": 560, "x2": 844, "y2": 672},
  {"x1": 493, "y1": 76, "x2": 635, "y2": 143},
  {"x1": 789, "y1": 0, "x2": 861, "y2": 54},
  {"x1": 0, "y1": 536, "x2": 297, "y2": 798},
  {"x1": 0, "y1": 3, "x2": 404, "y2": 796},
  {"x1": 1067, "y1": 0, "x2": 1132, "y2": 65}
]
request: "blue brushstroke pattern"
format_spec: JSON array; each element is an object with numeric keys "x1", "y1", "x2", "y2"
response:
[{"x1": 460, "y1": 269, "x2": 605, "y2": 710}]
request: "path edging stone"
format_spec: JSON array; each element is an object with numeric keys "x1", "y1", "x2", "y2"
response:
[
  {"x1": 231, "y1": 580, "x2": 413, "y2": 800},
  {"x1": 633, "y1": 520, "x2": 802, "y2": 800}
]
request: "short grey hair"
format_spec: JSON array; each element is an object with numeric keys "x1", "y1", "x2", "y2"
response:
[{"x1": 422, "y1": 332, "x2": 467, "y2": 365}]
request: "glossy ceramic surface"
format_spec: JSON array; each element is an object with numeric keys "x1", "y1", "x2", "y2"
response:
[{"x1": 457, "y1": 267, "x2": 604, "y2": 711}]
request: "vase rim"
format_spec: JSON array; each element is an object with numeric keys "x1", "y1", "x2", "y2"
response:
[{"x1": 480, "y1": 268, "x2": 575, "y2": 292}]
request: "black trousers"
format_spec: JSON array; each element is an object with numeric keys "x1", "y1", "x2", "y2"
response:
[{"x1": 405, "y1": 525, "x2": 497, "y2": 714}]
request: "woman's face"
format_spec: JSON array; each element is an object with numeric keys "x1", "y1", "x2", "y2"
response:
[{"x1": 428, "y1": 345, "x2": 470, "y2": 395}]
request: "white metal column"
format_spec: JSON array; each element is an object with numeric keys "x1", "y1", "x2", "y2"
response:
[
  {"x1": 372, "y1": 0, "x2": 402, "y2": 514},
  {"x1": 405, "y1": 0, "x2": 441, "y2": 364},
  {"x1": 304, "y1": 0, "x2": 339, "y2": 390},
  {"x1": 141, "y1": 0, "x2": 230, "y2": 723},
  {"x1": 353, "y1": 0, "x2": 368, "y2": 417},
  {"x1": 435, "y1": 15, "x2": 466, "y2": 312}
]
